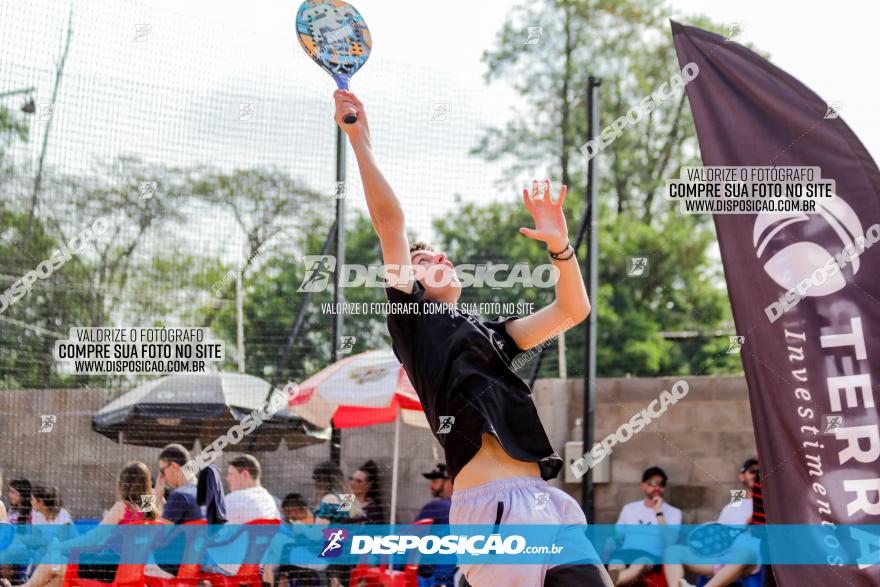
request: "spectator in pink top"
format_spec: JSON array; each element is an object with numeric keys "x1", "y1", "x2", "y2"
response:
[{"x1": 16, "y1": 462, "x2": 157, "y2": 587}]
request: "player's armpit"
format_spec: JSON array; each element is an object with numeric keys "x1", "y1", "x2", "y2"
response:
[{"x1": 503, "y1": 303, "x2": 585, "y2": 350}]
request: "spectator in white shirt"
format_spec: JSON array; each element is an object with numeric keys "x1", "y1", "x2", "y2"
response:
[
  {"x1": 663, "y1": 459, "x2": 762, "y2": 587},
  {"x1": 717, "y1": 458, "x2": 757, "y2": 526},
  {"x1": 218, "y1": 455, "x2": 279, "y2": 577},
  {"x1": 30, "y1": 486, "x2": 73, "y2": 526},
  {"x1": 224, "y1": 455, "x2": 280, "y2": 524},
  {"x1": 608, "y1": 466, "x2": 683, "y2": 586}
]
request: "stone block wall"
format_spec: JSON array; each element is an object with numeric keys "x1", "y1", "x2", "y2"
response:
[{"x1": 0, "y1": 376, "x2": 754, "y2": 525}]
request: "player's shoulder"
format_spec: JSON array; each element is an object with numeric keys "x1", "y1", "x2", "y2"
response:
[{"x1": 664, "y1": 503, "x2": 683, "y2": 516}]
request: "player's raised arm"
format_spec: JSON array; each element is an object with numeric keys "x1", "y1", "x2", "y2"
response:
[
  {"x1": 504, "y1": 180, "x2": 591, "y2": 350},
  {"x1": 334, "y1": 90, "x2": 413, "y2": 293}
]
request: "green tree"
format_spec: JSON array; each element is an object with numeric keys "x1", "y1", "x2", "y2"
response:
[
  {"x1": 472, "y1": 0, "x2": 740, "y2": 376},
  {"x1": 0, "y1": 156, "x2": 200, "y2": 388},
  {"x1": 177, "y1": 0, "x2": 747, "y2": 382},
  {"x1": 0, "y1": 203, "x2": 96, "y2": 388},
  {"x1": 0, "y1": 102, "x2": 29, "y2": 177}
]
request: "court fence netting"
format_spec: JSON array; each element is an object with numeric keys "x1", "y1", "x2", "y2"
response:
[{"x1": 0, "y1": 0, "x2": 569, "y2": 523}]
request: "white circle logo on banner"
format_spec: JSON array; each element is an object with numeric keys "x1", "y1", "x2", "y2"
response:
[{"x1": 753, "y1": 194, "x2": 863, "y2": 297}]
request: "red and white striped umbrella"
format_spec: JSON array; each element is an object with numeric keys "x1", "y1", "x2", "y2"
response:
[
  {"x1": 289, "y1": 349, "x2": 428, "y2": 524},
  {"x1": 290, "y1": 349, "x2": 427, "y2": 429}
]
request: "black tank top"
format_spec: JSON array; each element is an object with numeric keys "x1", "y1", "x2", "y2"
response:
[{"x1": 386, "y1": 281, "x2": 563, "y2": 481}]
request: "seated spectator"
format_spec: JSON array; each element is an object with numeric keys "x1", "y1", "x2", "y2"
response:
[
  {"x1": 265, "y1": 493, "x2": 325, "y2": 586},
  {"x1": 7, "y1": 480, "x2": 32, "y2": 525},
  {"x1": 312, "y1": 461, "x2": 362, "y2": 587},
  {"x1": 225, "y1": 455, "x2": 279, "y2": 523},
  {"x1": 281, "y1": 493, "x2": 314, "y2": 524},
  {"x1": 351, "y1": 460, "x2": 385, "y2": 525},
  {"x1": 18, "y1": 462, "x2": 157, "y2": 587},
  {"x1": 415, "y1": 464, "x2": 455, "y2": 587},
  {"x1": 0, "y1": 471, "x2": 8, "y2": 523},
  {"x1": 415, "y1": 464, "x2": 452, "y2": 524},
  {"x1": 218, "y1": 455, "x2": 279, "y2": 576},
  {"x1": 0, "y1": 472, "x2": 8, "y2": 585},
  {"x1": 156, "y1": 444, "x2": 204, "y2": 525},
  {"x1": 20, "y1": 486, "x2": 75, "y2": 581},
  {"x1": 608, "y1": 466, "x2": 682, "y2": 586},
  {"x1": 312, "y1": 461, "x2": 362, "y2": 524},
  {"x1": 717, "y1": 458, "x2": 757, "y2": 525},
  {"x1": 147, "y1": 444, "x2": 206, "y2": 579},
  {"x1": 31, "y1": 486, "x2": 73, "y2": 526},
  {"x1": 664, "y1": 459, "x2": 762, "y2": 587},
  {"x1": 2, "y1": 479, "x2": 33, "y2": 584}
]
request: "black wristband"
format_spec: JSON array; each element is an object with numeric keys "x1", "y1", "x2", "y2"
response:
[
  {"x1": 548, "y1": 242, "x2": 575, "y2": 261},
  {"x1": 655, "y1": 512, "x2": 664, "y2": 517}
]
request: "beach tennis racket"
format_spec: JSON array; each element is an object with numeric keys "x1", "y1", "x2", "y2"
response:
[
  {"x1": 295, "y1": 0, "x2": 371, "y2": 124},
  {"x1": 686, "y1": 522, "x2": 747, "y2": 557}
]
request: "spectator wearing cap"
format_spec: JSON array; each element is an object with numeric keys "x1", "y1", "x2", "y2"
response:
[
  {"x1": 663, "y1": 459, "x2": 762, "y2": 587},
  {"x1": 717, "y1": 458, "x2": 757, "y2": 525},
  {"x1": 415, "y1": 464, "x2": 452, "y2": 524},
  {"x1": 414, "y1": 464, "x2": 455, "y2": 587},
  {"x1": 608, "y1": 466, "x2": 683, "y2": 586}
]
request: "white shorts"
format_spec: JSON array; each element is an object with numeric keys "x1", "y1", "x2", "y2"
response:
[{"x1": 450, "y1": 477, "x2": 612, "y2": 587}]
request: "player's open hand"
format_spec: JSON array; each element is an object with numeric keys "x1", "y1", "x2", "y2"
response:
[
  {"x1": 519, "y1": 180, "x2": 569, "y2": 252},
  {"x1": 334, "y1": 90, "x2": 369, "y2": 139}
]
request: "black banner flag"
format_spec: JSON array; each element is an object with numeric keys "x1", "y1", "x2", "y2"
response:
[{"x1": 672, "y1": 21, "x2": 880, "y2": 585}]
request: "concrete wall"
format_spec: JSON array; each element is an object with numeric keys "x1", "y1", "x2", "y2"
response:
[
  {"x1": 532, "y1": 376, "x2": 757, "y2": 524},
  {"x1": 0, "y1": 376, "x2": 754, "y2": 525}
]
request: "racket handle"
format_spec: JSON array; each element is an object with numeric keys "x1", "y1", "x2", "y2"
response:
[{"x1": 333, "y1": 74, "x2": 358, "y2": 124}]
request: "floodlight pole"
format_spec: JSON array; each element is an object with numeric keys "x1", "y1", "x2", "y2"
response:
[{"x1": 582, "y1": 76, "x2": 601, "y2": 521}]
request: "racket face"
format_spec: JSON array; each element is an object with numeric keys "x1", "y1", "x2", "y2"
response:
[
  {"x1": 686, "y1": 522, "x2": 741, "y2": 556},
  {"x1": 296, "y1": 0, "x2": 371, "y2": 80}
]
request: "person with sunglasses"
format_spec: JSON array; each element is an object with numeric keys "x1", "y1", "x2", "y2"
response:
[
  {"x1": 663, "y1": 460, "x2": 762, "y2": 587},
  {"x1": 717, "y1": 458, "x2": 758, "y2": 525},
  {"x1": 608, "y1": 466, "x2": 682, "y2": 585}
]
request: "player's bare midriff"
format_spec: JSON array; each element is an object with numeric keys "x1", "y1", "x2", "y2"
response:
[{"x1": 454, "y1": 432, "x2": 541, "y2": 490}]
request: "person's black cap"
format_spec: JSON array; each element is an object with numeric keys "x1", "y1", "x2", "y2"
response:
[
  {"x1": 422, "y1": 464, "x2": 449, "y2": 480},
  {"x1": 642, "y1": 466, "x2": 668, "y2": 483},
  {"x1": 740, "y1": 457, "x2": 759, "y2": 473}
]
